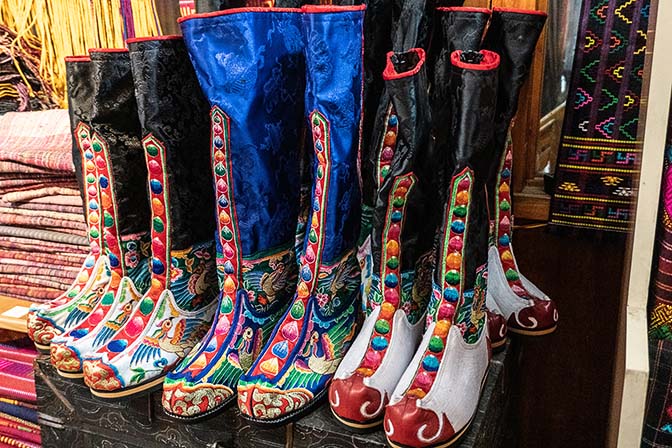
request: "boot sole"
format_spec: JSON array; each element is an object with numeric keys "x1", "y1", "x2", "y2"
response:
[
  {"x1": 57, "y1": 369, "x2": 84, "y2": 379},
  {"x1": 386, "y1": 418, "x2": 473, "y2": 448},
  {"x1": 490, "y1": 337, "x2": 507, "y2": 351},
  {"x1": 89, "y1": 374, "x2": 166, "y2": 400},
  {"x1": 163, "y1": 393, "x2": 237, "y2": 423},
  {"x1": 239, "y1": 387, "x2": 328, "y2": 428},
  {"x1": 386, "y1": 370, "x2": 488, "y2": 448},
  {"x1": 34, "y1": 342, "x2": 51, "y2": 354},
  {"x1": 508, "y1": 325, "x2": 557, "y2": 337},
  {"x1": 330, "y1": 408, "x2": 383, "y2": 432}
]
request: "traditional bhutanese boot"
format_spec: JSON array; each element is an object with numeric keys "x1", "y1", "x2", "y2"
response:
[
  {"x1": 427, "y1": 6, "x2": 510, "y2": 352},
  {"x1": 329, "y1": 45, "x2": 434, "y2": 429},
  {"x1": 384, "y1": 49, "x2": 499, "y2": 448},
  {"x1": 482, "y1": 8, "x2": 558, "y2": 337},
  {"x1": 82, "y1": 37, "x2": 219, "y2": 398},
  {"x1": 161, "y1": 8, "x2": 304, "y2": 421},
  {"x1": 49, "y1": 49, "x2": 153, "y2": 377},
  {"x1": 236, "y1": 4, "x2": 365, "y2": 424},
  {"x1": 27, "y1": 55, "x2": 114, "y2": 352}
]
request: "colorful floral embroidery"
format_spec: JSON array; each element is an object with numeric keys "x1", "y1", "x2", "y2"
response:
[
  {"x1": 237, "y1": 110, "x2": 360, "y2": 420},
  {"x1": 162, "y1": 105, "x2": 300, "y2": 418}
]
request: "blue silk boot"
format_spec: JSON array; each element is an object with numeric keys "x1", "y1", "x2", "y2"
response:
[
  {"x1": 237, "y1": 4, "x2": 365, "y2": 425},
  {"x1": 162, "y1": 8, "x2": 305, "y2": 420}
]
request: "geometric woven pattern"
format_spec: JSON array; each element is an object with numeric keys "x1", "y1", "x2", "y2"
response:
[
  {"x1": 550, "y1": 0, "x2": 650, "y2": 232},
  {"x1": 649, "y1": 104, "x2": 672, "y2": 339}
]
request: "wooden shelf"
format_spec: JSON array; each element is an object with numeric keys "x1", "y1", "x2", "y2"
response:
[{"x1": 0, "y1": 295, "x2": 32, "y2": 333}]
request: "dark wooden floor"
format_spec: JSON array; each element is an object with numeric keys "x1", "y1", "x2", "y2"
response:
[{"x1": 503, "y1": 226, "x2": 627, "y2": 448}]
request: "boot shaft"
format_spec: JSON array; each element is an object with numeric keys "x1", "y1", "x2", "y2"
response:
[
  {"x1": 180, "y1": 10, "x2": 304, "y2": 259},
  {"x1": 430, "y1": 7, "x2": 491, "y2": 205},
  {"x1": 65, "y1": 56, "x2": 94, "y2": 209},
  {"x1": 370, "y1": 48, "x2": 434, "y2": 279},
  {"x1": 127, "y1": 37, "x2": 214, "y2": 251},
  {"x1": 301, "y1": 4, "x2": 364, "y2": 265},
  {"x1": 433, "y1": 49, "x2": 499, "y2": 313},
  {"x1": 88, "y1": 49, "x2": 150, "y2": 238},
  {"x1": 483, "y1": 8, "x2": 546, "y2": 199}
]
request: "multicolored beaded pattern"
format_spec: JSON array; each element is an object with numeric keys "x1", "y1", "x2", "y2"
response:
[
  {"x1": 297, "y1": 111, "x2": 330, "y2": 301},
  {"x1": 376, "y1": 103, "x2": 398, "y2": 188},
  {"x1": 73, "y1": 122, "x2": 103, "y2": 294},
  {"x1": 357, "y1": 174, "x2": 416, "y2": 378},
  {"x1": 247, "y1": 110, "x2": 331, "y2": 381},
  {"x1": 90, "y1": 131, "x2": 125, "y2": 280},
  {"x1": 408, "y1": 168, "x2": 473, "y2": 399},
  {"x1": 144, "y1": 134, "x2": 172, "y2": 295},
  {"x1": 93, "y1": 135, "x2": 173, "y2": 360},
  {"x1": 211, "y1": 106, "x2": 242, "y2": 323},
  {"x1": 495, "y1": 135, "x2": 526, "y2": 296}
]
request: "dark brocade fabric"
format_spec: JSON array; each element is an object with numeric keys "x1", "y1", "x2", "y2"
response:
[
  {"x1": 549, "y1": 0, "x2": 650, "y2": 233},
  {"x1": 642, "y1": 339, "x2": 672, "y2": 447},
  {"x1": 89, "y1": 51, "x2": 150, "y2": 237},
  {"x1": 128, "y1": 38, "x2": 214, "y2": 249},
  {"x1": 65, "y1": 58, "x2": 93, "y2": 214}
]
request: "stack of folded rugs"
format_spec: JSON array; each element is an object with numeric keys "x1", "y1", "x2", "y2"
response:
[
  {"x1": 0, "y1": 109, "x2": 88, "y2": 303},
  {"x1": 0, "y1": 332, "x2": 40, "y2": 448}
]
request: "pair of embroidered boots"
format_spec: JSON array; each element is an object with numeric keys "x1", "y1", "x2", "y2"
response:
[
  {"x1": 160, "y1": 4, "x2": 366, "y2": 424},
  {"x1": 329, "y1": 7, "x2": 556, "y2": 447},
  {"x1": 27, "y1": 39, "x2": 220, "y2": 398}
]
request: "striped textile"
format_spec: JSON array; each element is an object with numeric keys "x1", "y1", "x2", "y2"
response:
[
  {"x1": 0, "y1": 250, "x2": 85, "y2": 267},
  {"x1": 0, "y1": 275, "x2": 73, "y2": 290},
  {"x1": 0, "y1": 110, "x2": 72, "y2": 172},
  {"x1": 0, "y1": 201, "x2": 83, "y2": 216},
  {"x1": 0, "y1": 109, "x2": 87, "y2": 302},
  {"x1": 0, "y1": 261, "x2": 80, "y2": 277},
  {"x1": 0, "y1": 207, "x2": 85, "y2": 224},
  {"x1": 0, "y1": 287, "x2": 62, "y2": 302},
  {"x1": 0, "y1": 214, "x2": 86, "y2": 233},
  {"x1": 0, "y1": 163, "x2": 55, "y2": 176},
  {"x1": 0, "y1": 353, "x2": 36, "y2": 403},
  {"x1": 549, "y1": 0, "x2": 650, "y2": 232},
  {"x1": 0, "y1": 226, "x2": 88, "y2": 246},
  {"x1": 0, "y1": 414, "x2": 40, "y2": 445},
  {"x1": 20, "y1": 195, "x2": 82, "y2": 207},
  {"x1": 2, "y1": 187, "x2": 80, "y2": 203},
  {"x1": 0, "y1": 403, "x2": 37, "y2": 425}
]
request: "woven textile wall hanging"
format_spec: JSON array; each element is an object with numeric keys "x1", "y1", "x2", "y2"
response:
[{"x1": 549, "y1": 0, "x2": 650, "y2": 233}]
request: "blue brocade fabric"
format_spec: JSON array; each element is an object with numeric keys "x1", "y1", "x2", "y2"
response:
[
  {"x1": 237, "y1": 5, "x2": 364, "y2": 423},
  {"x1": 163, "y1": 9, "x2": 306, "y2": 419},
  {"x1": 181, "y1": 11, "x2": 303, "y2": 256}
]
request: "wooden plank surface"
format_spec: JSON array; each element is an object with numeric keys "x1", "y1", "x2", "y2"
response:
[{"x1": 0, "y1": 295, "x2": 31, "y2": 333}]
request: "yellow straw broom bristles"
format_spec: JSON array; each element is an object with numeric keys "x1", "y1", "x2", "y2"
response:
[{"x1": 0, "y1": 0, "x2": 162, "y2": 108}]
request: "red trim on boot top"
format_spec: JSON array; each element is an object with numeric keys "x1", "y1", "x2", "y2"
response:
[
  {"x1": 493, "y1": 7, "x2": 547, "y2": 16},
  {"x1": 382, "y1": 48, "x2": 426, "y2": 81},
  {"x1": 126, "y1": 35, "x2": 183, "y2": 43},
  {"x1": 64, "y1": 56, "x2": 91, "y2": 62},
  {"x1": 177, "y1": 7, "x2": 301, "y2": 23},
  {"x1": 302, "y1": 4, "x2": 366, "y2": 13},
  {"x1": 451, "y1": 50, "x2": 500, "y2": 71},
  {"x1": 436, "y1": 7, "x2": 491, "y2": 14},
  {"x1": 88, "y1": 48, "x2": 128, "y2": 53}
]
